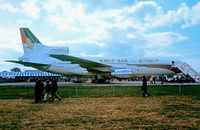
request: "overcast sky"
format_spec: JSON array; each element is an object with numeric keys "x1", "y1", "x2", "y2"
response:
[{"x1": 0, "y1": 0, "x2": 199, "y2": 72}]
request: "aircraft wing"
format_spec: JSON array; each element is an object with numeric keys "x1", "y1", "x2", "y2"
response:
[
  {"x1": 6, "y1": 60, "x2": 51, "y2": 70},
  {"x1": 50, "y1": 54, "x2": 112, "y2": 73}
]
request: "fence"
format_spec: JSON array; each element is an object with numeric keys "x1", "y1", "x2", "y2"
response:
[{"x1": 57, "y1": 84, "x2": 200, "y2": 98}]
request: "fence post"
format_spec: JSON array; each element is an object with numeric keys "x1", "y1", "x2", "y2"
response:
[
  {"x1": 76, "y1": 85, "x2": 78, "y2": 97},
  {"x1": 179, "y1": 84, "x2": 181, "y2": 95},
  {"x1": 113, "y1": 86, "x2": 115, "y2": 97}
]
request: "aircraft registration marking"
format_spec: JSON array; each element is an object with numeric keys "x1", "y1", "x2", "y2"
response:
[{"x1": 138, "y1": 59, "x2": 158, "y2": 62}]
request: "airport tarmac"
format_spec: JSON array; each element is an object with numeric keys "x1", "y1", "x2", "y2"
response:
[{"x1": 0, "y1": 81, "x2": 200, "y2": 86}]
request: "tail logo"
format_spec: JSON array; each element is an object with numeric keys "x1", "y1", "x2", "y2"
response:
[
  {"x1": 26, "y1": 38, "x2": 35, "y2": 50},
  {"x1": 20, "y1": 28, "x2": 40, "y2": 50}
]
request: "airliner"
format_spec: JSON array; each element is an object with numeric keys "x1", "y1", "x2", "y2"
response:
[{"x1": 7, "y1": 28, "x2": 184, "y2": 82}]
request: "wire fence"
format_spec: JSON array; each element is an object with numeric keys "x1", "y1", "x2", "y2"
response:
[
  {"x1": 0, "y1": 84, "x2": 199, "y2": 99},
  {"x1": 57, "y1": 84, "x2": 200, "y2": 98}
]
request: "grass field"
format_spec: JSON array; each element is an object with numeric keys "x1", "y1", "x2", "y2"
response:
[{"x1": 0, "y1": 85, "x2": 200, "y2": 129}]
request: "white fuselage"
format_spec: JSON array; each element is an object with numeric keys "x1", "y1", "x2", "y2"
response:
[
  {"x1": 21, "y1": 49, "x2": 175, "y2": 77},
  {"x1": 16, "y1": 28, "x2": 178, "y2": 78}
]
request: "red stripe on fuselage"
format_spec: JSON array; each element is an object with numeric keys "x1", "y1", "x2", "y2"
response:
[{"x1": 147, "y1": 66, "x2": 182, "y2": 73}]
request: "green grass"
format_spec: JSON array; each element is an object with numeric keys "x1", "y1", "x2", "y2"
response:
[
  {"x1": 0, "y1": 85, "x2": 200, "y2": 129},
  {"x1": 0, "y1": 86, "x2": 34, "y2": 99},
  {"x1": 0, "y1": 85, "x2": 200, "y2": 99}
]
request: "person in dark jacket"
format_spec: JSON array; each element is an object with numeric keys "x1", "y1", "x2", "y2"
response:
[
  {"x1": 51, "y1": 77, "x2": 62, "y2": 101},
  {"x1": 142, "y1": 76, "x2": 150, "y2": 97},
  {"x1": 161, "y1": 76, "x2": 164, "y2": 85},
  {"x1": 153, "y1": 77, "x2": 156, "y2": 84},
  {"x1": 43, "y1": 80, "x2": 52, "y2": 102},
  {"x1": 35, "y1": 78, "x2": 44, "y2": 103}
]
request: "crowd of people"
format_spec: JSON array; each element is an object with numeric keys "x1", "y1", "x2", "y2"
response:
[
  {"x1": 34, "y1": 77, "x2": 62, "y2": 103},
  {"x1": 34, "y1": 75, "x2": 187, "y2": 100},
  {"x1": 34, "y1": 76, "x2": 151, "y2": 100}
]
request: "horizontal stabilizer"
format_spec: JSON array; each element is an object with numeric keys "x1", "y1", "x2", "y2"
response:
[{"x1": 6, "y1": 60, "x2": 50, "y2": 69}]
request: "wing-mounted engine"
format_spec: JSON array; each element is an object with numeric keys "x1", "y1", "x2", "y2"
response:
[
  {"x1": 48, "y1": 63, "x2": 88, "y2": 75},
  {"x1": 111, "y1": 69, "x2": 133, "y2": 78}
]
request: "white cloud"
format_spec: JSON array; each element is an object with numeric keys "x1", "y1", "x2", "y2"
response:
[
  {"x1": 0, "y1": 3, "x2": 18, "y2": 12},
  {"x1": 48, "y1": 14, "x2": 82, "y2": 32},
  {"x1": 43, "y1": 0, "x2": 113, "y2": 45},
  {"x1": 80, "y1": 53, "x2": 104, "y2": 57},
  {"x1": 44, "y1": 0, "x2": 200, "y2": 41},
  {"x1": 143, "y1": 32, "x2": 188, "y2": 48},
  {"x1": 144, "y1": 49, "x2": 181, "y2": 58},
  {"x1": 45, "y1": 1, "x2": 91, "y2": 32},
  {"x1": 100, "y1": 1, "x2": 161, "y2": 31},
  {"x1": 127, "y1": 34, "x2": 136, "y2": 39},
  {"x1": 48, "y1": 39, "x2": 105, "y2": 48},
  {"x1": 42, "y1": 0, "x2": 59, "y2": 11},
  {"x1": 146, "y1": 2, "x2": 200, "y2": 29},
  {"x1": 85, "y1": 26, "x2": 110, "y2": 41},
  {"x1": 1, "y1": 0, "x2": 200, "y2": 30},
  {"x1": 43, "y1": 1, "x2": 152, "y2": 44},
  {"x1": 17, "y1": 19, "x2": 32, "y2": 26},
  {"x1": 182, "y1": 2, "x2": 200, "y2": 28},
  {"x1": 41, "y1": 0, "x2": 195, "y2": 58},
  {"x1": 20, "y1": 0, "x2": 41, "y2": 19},
  {"x1": 146, "y1": 4, "x2": 186, "y2": 29},
  {"x1": 0, "y1": 27, "x2": 22, "y2": 52},
  {"x1": 127, "y1": 1, "x2": 159, "y2": 18},
  {"x1": 0, "y1": 0, "x2": 41, "y2": 19},
  {"x1": 0, "y1": 27, "x2": 25, "y2": 71}
]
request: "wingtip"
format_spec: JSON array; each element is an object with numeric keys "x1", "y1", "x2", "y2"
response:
[
  {"x1": 4, "y1": 60, "x2": 16, "y2": 63},
  {"x1": 4, "y1": 60, "x2": 11, "y2": 62}
]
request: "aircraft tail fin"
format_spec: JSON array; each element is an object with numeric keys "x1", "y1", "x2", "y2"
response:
[
  {"x1": 19, "y1": 28, "x2": 46, "y2": 54},
  {"x1": 20, "y1": 28, "x2": 41, "y2": 44}
]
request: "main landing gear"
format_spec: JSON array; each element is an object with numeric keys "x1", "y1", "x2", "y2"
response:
[{"x1": 91, "y1": 76, "x2": 110, "y2": 83}]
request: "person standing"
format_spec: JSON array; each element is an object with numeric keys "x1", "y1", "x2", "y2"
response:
[
  {"x1": 161, "y1": 76, "x2": 164, "y2": 85},
  {"x1": 35, "y1": 78, "x2": 44, "y2": 103},
  {"x1": 43, "y1": 80, "x2": 52, "y2": 102},
  {"x1": 149, "y1": 77, "x2": 153, "y2": 84},
  {"x1": 51, "y1": 77, "x2": 62, "y2": 101},
  {"x1": 142, "y1": 76, "x2": 150, "y2": 97},
  {"x1": 153, "y1": 77, "x2": 156, "y2": 84}
]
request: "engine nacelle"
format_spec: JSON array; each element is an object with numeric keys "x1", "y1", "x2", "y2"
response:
[
  {"x1": 111, "y1": 69, "x2": 133, "y2": 78},
  {"x1": 48, "y1": 63, "x2": 88, "y2": 75}
]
